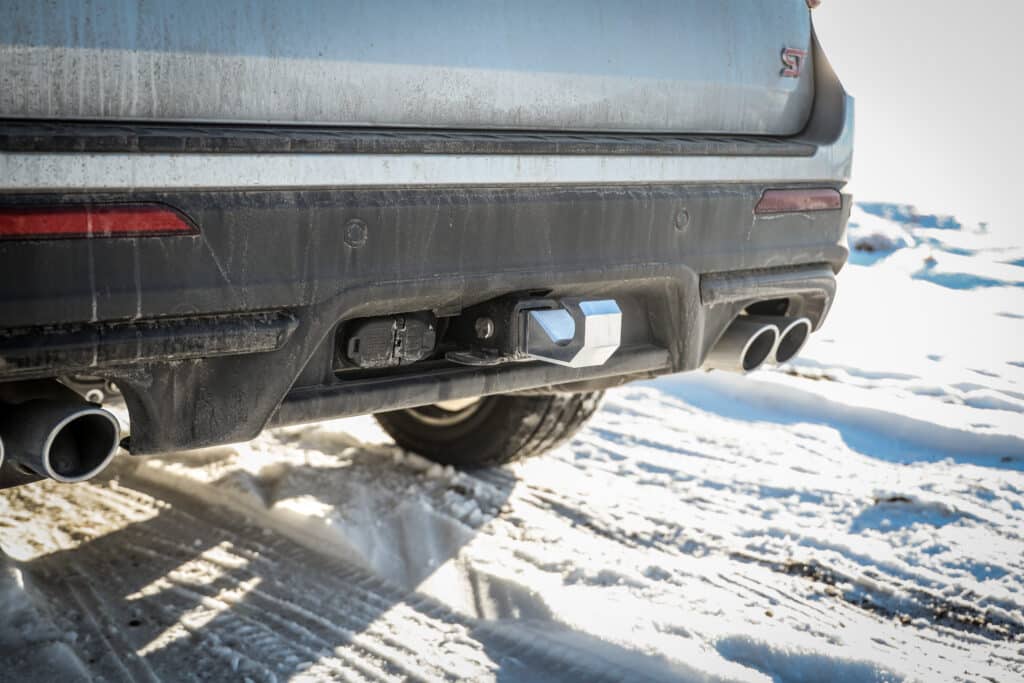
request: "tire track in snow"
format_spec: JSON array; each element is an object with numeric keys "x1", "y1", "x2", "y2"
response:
[
  {"x1": 461, "y1": 401, "x2": 1024, "y2": 649},
  {"x1": 116, "y1": 473, "x2": 678, "y2": 683},
  {"x1": 3, "y1": 480, "x2": 486, "y2": 681},
  {"x1": 1, "y1": 475, "x2": 672, "y2": 683}
]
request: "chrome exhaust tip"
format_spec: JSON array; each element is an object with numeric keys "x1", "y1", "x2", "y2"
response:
[
  {"x1": 773, "y1": 317, "x2": 812, "y2": 364},
  {"x1": 703, "y1": 318, "x2": 780, "y2": 374},
  {"x1": 41, "y1": 406, "x2": 121, "y2": 483},
  {"x1": 745, "y1": 315, "x2": 813, "y2": 364},
  {"x1": 0, "y1": 400, "x2": 121, "y2": 483}
]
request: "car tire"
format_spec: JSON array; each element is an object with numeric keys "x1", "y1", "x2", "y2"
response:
[{"x1": 374, "y1": 391, "x2": 604, "y2": 468}]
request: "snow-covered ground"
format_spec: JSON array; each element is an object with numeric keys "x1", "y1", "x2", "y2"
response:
[{"x1": 2, "y1": 204, "x2": 1023, "y2": 682}]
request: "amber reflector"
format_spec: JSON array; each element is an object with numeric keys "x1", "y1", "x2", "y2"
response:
[{"x1": 755, "y1": 189, "x2": 842, "y2": 214}]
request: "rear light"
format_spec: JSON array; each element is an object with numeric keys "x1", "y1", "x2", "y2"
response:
[
  {"x1": 755, "y1": 189, "x2": 842, "y2": 215},
  {"x1": 806, "y1": 0, "x2": 822, "y2": 8},
  {"x1": 0, "y1": 204, "x2": 197, "y2": 240}
]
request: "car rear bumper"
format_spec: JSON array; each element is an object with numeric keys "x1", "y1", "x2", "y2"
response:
[{"x1": 0, "y1": 179, "x2": 850, "y2": 453}]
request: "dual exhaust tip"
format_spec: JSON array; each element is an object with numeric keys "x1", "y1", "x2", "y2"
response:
[
  {"x1": 703, "y1": 315, "x2": 812, "y2": 374},
  {"x1": 0, "y1": 386, "x2": 121, "y2": 484}
]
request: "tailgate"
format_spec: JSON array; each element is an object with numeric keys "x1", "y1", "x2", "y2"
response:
[{"x1": 0, "y1": 0, "x2": 813, "y2": 135}]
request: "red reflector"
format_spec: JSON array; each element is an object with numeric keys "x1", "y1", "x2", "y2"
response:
[
  {"x1": 0, "y1": 204, "x2": 197, "y2": 240},
  {"x1": 755, "y1": 189, "x2": 842, "y2": 215}
]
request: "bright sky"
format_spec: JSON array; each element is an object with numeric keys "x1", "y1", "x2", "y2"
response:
[{"x1": 812, "y1": 1, "x2": 1023, "y2": 235}]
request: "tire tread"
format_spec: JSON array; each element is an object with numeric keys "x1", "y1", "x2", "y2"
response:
[{"x1": 375, "y1": 391, "x2": 604, "y2": 468}]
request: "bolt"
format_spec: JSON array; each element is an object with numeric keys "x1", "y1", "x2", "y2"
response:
[
  {"x1": 85, "y1": 389, "x2": 104, "y2": 404},
  {"x1": 474, "y1": 317, "x2": 495, "y2": 340},
  {"x1": 674, "y1": 207, "x2": 690, "y2": 232}
]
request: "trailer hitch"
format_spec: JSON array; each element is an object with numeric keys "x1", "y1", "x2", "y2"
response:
[
  {"x1": 522, "y1": 299, "x2": 622, "y2": 368},
  {"x1": 447, "y1": 297, "x2": 622, "y2": 369}
]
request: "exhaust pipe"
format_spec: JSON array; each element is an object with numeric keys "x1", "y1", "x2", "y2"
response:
[
  {"x1": 0, "y1": 387, "x2": 121, "y2": 483},
  {"x1": 703, "y1": 318, "x2": 779, "y2": 373},
  {"x1": 745, "y1": 315, "x2": 813, "y2": 364}
]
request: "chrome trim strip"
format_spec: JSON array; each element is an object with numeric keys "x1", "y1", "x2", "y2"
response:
[{"x1": 0, "y1": 97, "x2": 853, "y2": 192}]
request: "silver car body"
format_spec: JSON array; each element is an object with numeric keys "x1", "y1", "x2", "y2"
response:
[{"x1": 1, "y1": 0, "x2": 813, "y2": 134}]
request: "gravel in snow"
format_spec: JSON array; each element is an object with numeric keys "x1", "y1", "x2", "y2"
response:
[{"x1": 2, "y1": 204, "x2": 1023, "y2": 682}]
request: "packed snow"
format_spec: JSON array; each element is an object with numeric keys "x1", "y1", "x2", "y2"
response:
[{"x1": 2, "y1": 203, "x2": 1023, "y2": 681}]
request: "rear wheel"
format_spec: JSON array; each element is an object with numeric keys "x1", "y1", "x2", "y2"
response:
[{"x1": 374, "y1": 391, "x2": 604, "y2": 468}]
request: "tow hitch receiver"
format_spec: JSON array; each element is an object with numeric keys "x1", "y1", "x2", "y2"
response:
[
  {"x1": 523, "y1": 299, "x2": 622, "y2": 368},
  {"x1": 447, "y1": 297, "x2": 622, "y2": 369}
]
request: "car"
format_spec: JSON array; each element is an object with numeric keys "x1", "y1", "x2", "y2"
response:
[{"x1": 0, "y1": 0, "x2": 852, "y2": 486}]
